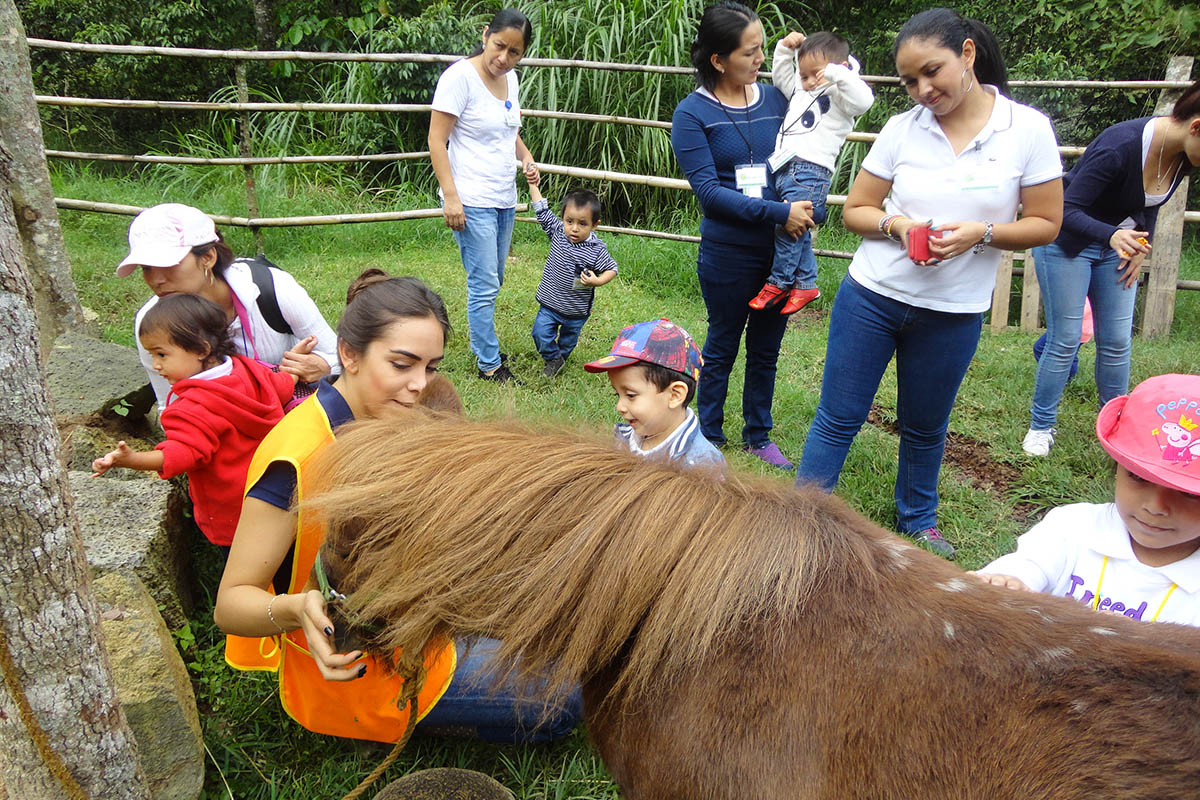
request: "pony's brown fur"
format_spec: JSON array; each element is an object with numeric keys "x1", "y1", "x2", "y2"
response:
[{"x1": 304, "y1": 414, "x2": 1200, "y2": 800}]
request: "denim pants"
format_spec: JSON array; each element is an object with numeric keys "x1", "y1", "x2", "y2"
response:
[
  {"x1": 796, "y1": 276, "x2": 982, "y2": 533},
  {"x1": 1029, "y1": 240, "x2": 1137, "y2": 430},
  {"x1": 770, "y1": 160, "x2": 831, "y2": 290},
  {"x1": 696, "y1": 237, "x2": 789, "y2": 448},
  {"x1": 416, "y1": 637, "x2": 582, "y2": 744},
  {"x1": 531, "y1": 305, "x2": 588, "y2": 362},
  {"x1": 452, "y1": 206, "x2": 515, "y2": 372}
]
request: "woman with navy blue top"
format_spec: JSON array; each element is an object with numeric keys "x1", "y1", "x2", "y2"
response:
[
  {"x1": 672, "y1": 1, "x2": 815, "y2": 470},
  {"x1": 1023, "y1": 81, "x2": 1200, "y2": 457}
]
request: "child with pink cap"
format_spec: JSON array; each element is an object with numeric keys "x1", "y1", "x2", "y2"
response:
[{"x1": 975, "y1": 374, "x2": 1200, "y2": 625}]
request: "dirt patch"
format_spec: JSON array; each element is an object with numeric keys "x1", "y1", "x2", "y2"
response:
[
  {"x1": 786, "y1": 304, "x2": 828, "y2": 328},
  {"x1": 866, "y1": 404, "x2": 1038, "y2": 524}
]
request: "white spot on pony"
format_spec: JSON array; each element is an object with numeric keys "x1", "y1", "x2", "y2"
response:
[
  {"x1": 1071, "y1": 699, "x2": 1089, "y2": 714},
  {"x1": 1091, "y1": 627, "x2": 1118, "y2": 636},
  {"x1": 1027, "y1": 607, "x2": 1054, "y2": 623},
  {"x1": 1037, "y1": 646, "x2": 1073, "y2": 663},
  {"x1": 935, "y1": 578, "x2": 969, "y2": 593},
  {"x1": 943, "y1": 620, "x2": 955, "y2": 639}
]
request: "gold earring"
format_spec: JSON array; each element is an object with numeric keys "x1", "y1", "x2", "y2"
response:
[{"x1": 206, "y1": 269, "x2": 214, "y2": 286}]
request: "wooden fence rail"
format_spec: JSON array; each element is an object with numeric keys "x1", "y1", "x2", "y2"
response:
[{"x1": 29, "y1": 39, "x2": 1198, "y2": 336}]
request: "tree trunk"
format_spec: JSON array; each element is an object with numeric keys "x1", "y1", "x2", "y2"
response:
[
  {"x1": 0, "y1": 0, "x2": 86, "y2": 364},
  {"x1": 252, "y1": 0, "x2": 279, "y2": 50},
  {"x1": 0, "y1": 142, "x2": 150, "y2": 798}
]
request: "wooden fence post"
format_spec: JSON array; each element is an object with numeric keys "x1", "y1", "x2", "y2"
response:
[
  {"x1": 1141, "y1": 55, "x2": 1195, "y2": 339},
  {"x1": 1020, "y1": 250, "x2": 1042, "y2": 332},
  {"x1": 235, "y1": 61, "x2": 265, "y2": 255},
  {"x1": 990, "y1": 250, "x2": 1014, "y2": 332}
]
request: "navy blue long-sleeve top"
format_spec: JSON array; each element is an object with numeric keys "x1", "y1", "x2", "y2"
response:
[
  {"x1": 671, "y1": 85, "x2": 791, "y2": 248},
  {"x1": 1056, "y1": 116, "x2": 1187, "y2": 257}
]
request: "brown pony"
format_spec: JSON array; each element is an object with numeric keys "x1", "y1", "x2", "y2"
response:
[{"x1": 304, "y1": 414, "x2": 1200, "y2": 800}]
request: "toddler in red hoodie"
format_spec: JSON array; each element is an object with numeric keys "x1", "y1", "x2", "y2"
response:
[{"x1": 92, "y1": 293, "x2": 295, "y2": 547}]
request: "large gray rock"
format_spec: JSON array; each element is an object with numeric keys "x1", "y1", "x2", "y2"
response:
[
  {"x1": 60, "y1": 425, "x2": 159, "y2": 480},
  {"x1": 69, "y1": 471, "x2": 193, "y2": 629},
  {"x1": 94, "y1": 572, "x2": 204, "y2": 800},
  {"x1": 46, "y1": 331, "x2": 155, "y2": 423}
]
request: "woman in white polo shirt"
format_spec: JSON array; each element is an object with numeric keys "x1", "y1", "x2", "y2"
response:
[
  {"x1": 795, "y1": 8, "x2": 1063, "y2": 558},
  {"x1": 429, "y1": 8, "x2": 538, "y2": 384}
]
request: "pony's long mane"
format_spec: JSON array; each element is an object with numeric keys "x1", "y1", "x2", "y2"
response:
[{"x1": 304, "y1": 414, "x2": 899, "y2": 706}]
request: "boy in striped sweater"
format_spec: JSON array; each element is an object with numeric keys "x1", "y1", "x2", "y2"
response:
[{"x1": 526, "y1": 174, "x2": 618, "y2": 377}]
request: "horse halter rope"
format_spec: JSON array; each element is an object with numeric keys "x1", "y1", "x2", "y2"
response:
[{"x1": 312, "y1": 550, "x2": 427, "y2": 800}]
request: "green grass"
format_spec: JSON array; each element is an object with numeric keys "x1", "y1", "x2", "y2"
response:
[{"x1": 56, "y1": 164, "x2": 1200, "y2": 797}]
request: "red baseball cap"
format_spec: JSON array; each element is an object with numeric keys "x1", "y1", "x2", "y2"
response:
[
  {"x1": 584, "y1": 318, "x2": 703, "y2": 380},
  {"x1": 1096, "y1": 373, "x2": 1200, "y2": 495}
]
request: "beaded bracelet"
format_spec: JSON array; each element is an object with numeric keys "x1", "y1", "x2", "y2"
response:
[
  {"x1": 878, "y1": 214, "x2": 904, "y2": 243},
  {"x1": 266, "y1": 594, "x2": 287, "y2": 634}
]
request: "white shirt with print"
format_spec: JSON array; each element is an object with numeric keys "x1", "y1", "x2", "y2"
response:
[{"x1": 980, "y1": 502, "x2": 1200, "y2": 627}]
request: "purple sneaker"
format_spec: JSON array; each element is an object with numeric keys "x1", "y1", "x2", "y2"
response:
[
  {"x1": 743, "y1": 441, "x2": 794, "y2": 471},
  {"x1": 912, "y1": 527, "x2": 956, "y2": 559}
]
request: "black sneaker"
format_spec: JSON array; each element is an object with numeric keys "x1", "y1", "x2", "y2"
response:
[
  {"x1": 543, "y1": 357, "x2": 566, "y2": 378},
  {"x1": 912, "y1": 527, "x2": 956, "y2": 559},
  {"x1": 478, "y1": 364, "x2": 520, "y2": 384}
]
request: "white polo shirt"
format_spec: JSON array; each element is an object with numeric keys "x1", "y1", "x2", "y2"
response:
[
  {"x1": 850, "y1": 87, "x2": 1062, "y2": 313},
  {"x1": 980, "y1": 502, "x2": 1200, "y2": 627},
  {"x1": 431, "y1": 58, "x2": 521, "y2": 209}
]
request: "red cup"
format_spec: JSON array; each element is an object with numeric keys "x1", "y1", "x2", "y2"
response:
[{"x1": 907, "y1": 226, "x2": 942, "y2": 263}]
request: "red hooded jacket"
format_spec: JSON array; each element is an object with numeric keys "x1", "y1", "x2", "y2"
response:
[{"x1": 156, "y1": 356, "x2": 293, "y2": 545}]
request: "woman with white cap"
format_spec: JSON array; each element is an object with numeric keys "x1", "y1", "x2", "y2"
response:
[{"x1": 117, "y1": 203, "x2": 338, "y2": 410}]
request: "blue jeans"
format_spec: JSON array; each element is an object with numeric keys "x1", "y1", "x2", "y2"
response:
[
  {"x1": 770, "y1": 160, "x2": 831, "y2": 290},
  {"x1": 796, "y1": 276, "x2": 982, "y2": 533},
  {"x1": 416, "y1": 637, "x2": 582, "y2": 744},
  {"x1": 1029, "y1": 240, "x2": 1137, "y2": 430},
  {"x1": 531, "y1": 305, "x2": 588, "y2": 362},
  {"x1": 452, "y1": 206, "x2": 516, "y2": 372},
  {"x1": 696, "y1": 238, "x2": 789, "y2": 448}
]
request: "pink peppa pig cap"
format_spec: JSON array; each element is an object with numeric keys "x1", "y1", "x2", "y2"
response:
[
  {"x1": 116, "y1": 203, "x2": 219, "y2": 277},
  {"x1": 1096, "y1": 373, "x2": 1200, "y2": 495}
]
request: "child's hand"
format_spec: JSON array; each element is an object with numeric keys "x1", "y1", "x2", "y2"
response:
[
  {"x1": 523, "y1": 160, "x2": 539, "y2": 186},
  {"x1": 968, "y1": 571, "x2": 1033, "y2": 592},
  {"x1": 578, "y1": 269, "x2": 600, "y2": 286},
  {"x1": 92, "y1": 441, "x2": 133, "y2": 477},
  {"x1": 780, "y1": 31, "x2": 805, "y2": 49},
  {"x1": 280, "y1": 336, "x2": 328, "y2": 384}
]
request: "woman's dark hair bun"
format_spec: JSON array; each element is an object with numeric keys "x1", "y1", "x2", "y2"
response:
[{"x1": 345, "y1": 268, "x2": 393, "y2": 305}]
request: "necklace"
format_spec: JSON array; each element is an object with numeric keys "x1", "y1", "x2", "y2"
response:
[{"x1": 1155, "y1": 118, "x2": 1181, "y2": 189}]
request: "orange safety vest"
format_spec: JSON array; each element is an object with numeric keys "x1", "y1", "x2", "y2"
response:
[{"x1": 224, "y1": 393, "x2": 456, "y2": 742}]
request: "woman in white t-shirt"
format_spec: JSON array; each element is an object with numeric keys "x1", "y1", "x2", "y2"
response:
[
  {"x1": 794, "y1": 8, "x2": 1063, "y2": 558},
  {"x1": 429, "y1": 8, "x2": 538, "y2": 384}
]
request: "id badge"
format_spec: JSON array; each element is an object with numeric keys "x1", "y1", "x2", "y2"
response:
[
  {"x1": 504, "y1": 106, "x2": 521, "y2": 128},
  {"x1": 767, "y1": 148, "x2": 796, "y2": 174},
  {"x1": 735, "y1": 163, "x2": 768, "y2": 198}
]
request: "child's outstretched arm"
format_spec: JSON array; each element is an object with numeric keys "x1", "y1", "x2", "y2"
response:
[
  {"x1": 525, "y1": 166, "x2": 543, "y2": 204},
  {"x1": 771, "y1": 32, "x2": 804, "y2": 99},
  {"x1": 91, "y1": 441, "x2": 164, "y2": 477},
  {"x1": 968, "y1": 571, "x2": 1034, "y2": 592}
]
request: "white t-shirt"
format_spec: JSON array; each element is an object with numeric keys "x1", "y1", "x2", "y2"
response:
[
  {"x1": 431, "y1": 58, "x2": 521, "y2": 209},
  {"x1": 136, "y1": 261, "x2": 338, "y2": 411},
  {"x1": 850, "y1": 88, "x2": 1062, "y2": 313},
  {"x1": 979, "y1": 502, "x2": 1200, "y2": 627}
]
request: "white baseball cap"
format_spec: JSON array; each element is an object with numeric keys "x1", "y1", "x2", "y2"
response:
[{"x1": 116, "y1": 203, "x2": 220, "y2": 277}]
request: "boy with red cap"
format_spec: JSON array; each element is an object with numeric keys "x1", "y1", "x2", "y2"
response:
[
  {"x1": 975, "y1": 374, "x2": 1200, "y2": 626},
  {"x1": 585, "y1": 319, "x2": 725, "y2": 471}
]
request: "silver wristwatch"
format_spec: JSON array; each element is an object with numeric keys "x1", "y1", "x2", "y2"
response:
[{"x1": 972, "y1": 221, "x2": 994, "y2": 254}]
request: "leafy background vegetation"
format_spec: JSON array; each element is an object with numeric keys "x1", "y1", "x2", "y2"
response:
[{"x1": 20, "y1": 0, "x2": 1200, "y2": 795}]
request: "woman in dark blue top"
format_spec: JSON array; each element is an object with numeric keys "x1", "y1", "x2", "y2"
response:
[
  {"x1": 671, "y1": 1, "x2": 813, "y2": 470},
  {"x1": 1023, "y1": 80, "x2": 1200, "y2": 457}
]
